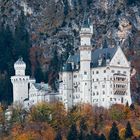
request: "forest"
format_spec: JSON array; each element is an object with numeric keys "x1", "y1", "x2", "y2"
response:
[
  {"x1": 0, "y1": 10, "x2": 60, "y2": 102},
  {"x1": 0, "y1": 102, "x2": 139, "y2": 140}
]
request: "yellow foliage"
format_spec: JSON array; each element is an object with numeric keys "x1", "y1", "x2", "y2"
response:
[
  {"x1": 103, "y1": 125, "x2": 111, "y2": 138},
  {"x1": 119, "y1": 128, "x2": 125, "y2": 140},
  {"x1": 133, "y1": 128, "x2": 140, "y2": 137}
]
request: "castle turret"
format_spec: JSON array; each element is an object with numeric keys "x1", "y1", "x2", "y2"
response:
[
  {"x1": 11, "y1": 58, "x2": 30, "y2": 103},
  {"x1": 61, "y1": 63, "x2": 73, "y2": 110},
  {"x1": 80, "y1": 17, "x2": 93, "y2": 104}
]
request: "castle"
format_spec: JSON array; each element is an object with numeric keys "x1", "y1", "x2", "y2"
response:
[
  {"x1": 11, "y1": 22, "x2": 132, "y2": 109},
  {"x1": 11, "y1": 58, "x2": 59, "y2": 107}
]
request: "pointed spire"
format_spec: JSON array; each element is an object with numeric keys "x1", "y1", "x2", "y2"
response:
[
  {"x1": 103, "y1": 37, "x2": 108, "y2": 49},
  {"x1": 82, "y1": 9, "x2": 90, "y2": 28}
]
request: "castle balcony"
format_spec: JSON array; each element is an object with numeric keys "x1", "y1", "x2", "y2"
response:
[{"x1": 113, "y1": 90, "x2": 126, "y2": 95}]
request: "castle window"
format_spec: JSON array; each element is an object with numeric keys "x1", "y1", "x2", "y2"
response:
[
  {"x1": 84, "y1": 71, "x2": 87, "y2": 75},
  {"x1": 74, "y1": 75, "x2": 77, "y2": 78},
  {"x1": 103, "y1": 91, "x2": 105, "y2": 95},
  {"x1": 104, "y1": 70, "x2": 106, "y2": 73},
  {"x1": 118, "y1": 71, "x2": 120, "y2": 73},
  {"x1": 85, "y1": 83, "x2": 87, "y2": 85},
  {"x1": 96, "y1": 71, "x2": 99, "y2": 74},
  {"x1": 102, "y1": 85, "x2": 105, "y2": 88},
  {"x1": 94, "y1": 86, "x2": 97, "y2": 89},
  {"x1": 93, "y1": 71, "x2": 94, "y2": 74},
  {"x1": 110, "y1": 98, "x2": 112, "y2": 101},
  {"x1": 96, "y1": 79, "x2": 99, "y2": 81},
  {"x1": 93, "y1": 79, "x2": 94, "y2": 82},
  {"x1": 104, "y1": 78, "x2": 106, "y2": 81},
  {"x1": 93, "y1": 92, "x2": 95, "y2": 96},
  {"x1": 123, "y1": 71, "x2": 126, "y2": 74},
  {"x1": 97, "y1": 92, "x2": 99, "y2": 95},
  {"x1": 111, "y1": 70, "x2": 114, "y2": 73}
]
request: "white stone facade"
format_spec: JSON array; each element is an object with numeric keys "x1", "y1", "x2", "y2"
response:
[
  {"x1": 11, "y1": 58, "x2": 58, "y2": 108},
  {"x1": 11, "y1": 24, "x2": 132, "y2": 110},
  {"x1": 59, "y1": 24, "x2": 132, "y2": 109}
]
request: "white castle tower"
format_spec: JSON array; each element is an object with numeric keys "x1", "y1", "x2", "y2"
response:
[
  {"x1": 11, "y1": 58, "x2": 30, "y2": 103},
  {"x1": 79, "y1": 18, "x2": 93, "y2": 104},
  {"x1": 61, "y1": 63, "x2": 73, "y2": 110}
]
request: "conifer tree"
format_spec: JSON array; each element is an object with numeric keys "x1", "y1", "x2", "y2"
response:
[
  {"x1": 78, "y1": 118, "x2": 88, "y2": 140},
  {"x1": 99, "y1": 133, "x2": 106, "y2": 140},
  {"x1": 14, "y1": 9, "x2": 31, "y2": 75},
  {"x1": 55, "y1": 131, "x2": 62, "y2": 140},
  {"x1": 125, "y1": 121, "x2": 133, "y2": 139},
  {"x1": 109, "y1": 122, "x2": 120, "y2": 140},
  {"x1": 67, "y1": 123, "x2": 78, "y2": 140}
]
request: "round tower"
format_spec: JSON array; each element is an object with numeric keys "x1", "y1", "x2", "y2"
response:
[
  {"x1": 80, "y1": 18, "x2": 93, "y2": 104},
  {"x1": 62, "y1": 63, "x2": 73, "y2": 110},
  {"x1": 11, "y1": 58, "x2": 30, "y2": 103}
]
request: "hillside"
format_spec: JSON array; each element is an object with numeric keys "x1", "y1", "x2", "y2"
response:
[{"x1": 0, "y1": 0, "x2": 140, "y2": 102}]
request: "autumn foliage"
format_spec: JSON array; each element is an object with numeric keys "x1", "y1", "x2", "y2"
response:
[{"x1": 1, "y1": 103, "x2": 140, "y2": 140}]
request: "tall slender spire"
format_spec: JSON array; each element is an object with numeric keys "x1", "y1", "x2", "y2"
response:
[
  {"x1": 103, "y1": 37, "x2": 108, "y2": 49},
  {"x1": 82, "y1": 9, "x2": 90, "y2": 28}
]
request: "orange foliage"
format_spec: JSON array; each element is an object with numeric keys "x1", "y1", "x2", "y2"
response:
[{"x1": 12, "y1": 122, "x2": 55, "y2": 140}]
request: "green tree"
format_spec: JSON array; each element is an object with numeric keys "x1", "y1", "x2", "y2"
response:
[
  {"x1": 55, "y1": 131, "x2": 62, "y2": 140},
  {"x1": 34, "y1": 59, "x2": 44, "y2": 83},
  {"x1": 67, "y1": 123, "x2": 78, "y2": 140},
  {"x1": 14, "y1": 10, "x2": 31, "y2": 75},
  {"x1": 99, "y1": 133, "x2": 106, "y2": 140},
  {"x1": 78, "y1": 117, "x2": 87, "y2": 140},
  {"x1": 125, "y1": 121, "x2": 133, "y2": 139},
  {"x1": 109, "y1": 122, "x2": 120, "y2": 140},
  {"x1": 48, "y1": 49, "x2": 60, "y2": 90}
]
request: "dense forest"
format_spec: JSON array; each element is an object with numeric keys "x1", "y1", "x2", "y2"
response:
[
  {"x1": 0, "y1": 9, "x2": 61, "y2": 102},
  {"x1": 0, "y1": 0, "x2": 140, "y2": 139},
  {"x1": 0, "y1": 102, "x2": 140, "y2": 139},
  {"x1": 0, "y1": 10, "x2": 31, "y2": 102},
  {"x1": 0, "y1": 0, "x2": 140, "y2": 103}
]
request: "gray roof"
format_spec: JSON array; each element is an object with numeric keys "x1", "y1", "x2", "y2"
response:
[
  {"x1": 65, "y1": 47, "x2": 118, "y2": 71},
  {"x1": 15, "y1": 57, "x2": 25, "y2": 65},
  {"x1": 63, "y1": 63, "x2": 73, "y2": 72},
  {"x1": 91, "y1": 47, "x2": 117, "y2": 67},
  {"x1": 33, "y1": 83, "x2": 49, "y2": 92}
]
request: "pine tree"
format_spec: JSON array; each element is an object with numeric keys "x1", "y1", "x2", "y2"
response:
[
  {"x1": 14, "y1": 9, "x2": 31, "y2": 75},
  {"x1": 99, "y1": 133, "x2": 106, "y2": 140},
  {"x1": 78, "y1": 118, "x2": 88, "y2": 140},
  {"x1": 55, "y1": 131, "x2": 62, "y2": 140},
  {"x1": 67, "y1": 123, "x2": 78, "y2": 140},
  {"x1": 125, "y1": 121, "x2": 133, "y2": 139},
  {"x1": 0, "y1": 24, "x2": 14, "y2": 102},
  {"x1": 109, "y1": 122, "x2": 120, "y2": 140},
  {"x1": 34, "y1": 59, "x2": 44, "y2": 83}
]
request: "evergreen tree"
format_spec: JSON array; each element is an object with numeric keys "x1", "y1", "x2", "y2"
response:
[
  {"x1": 0, "y1": 24, "x2": 14, "y2": 102},
  {"x1": 80, "y1": 117, "x2": 87, "y2": 131},
  {"x1": 99, "y1": 134, "x2": 106, "y2": 140},
  {"x1": 34, "y1": 59, "x2": 44, "y2": 83},
  {"x1": 109, "y1": 122, "x2": 120, "y2": 140},
  {"x1": 125, "y1": 121, "x2": 133, "y2": 139},
  {"x1": 85, "y1": 133, "x2": 92, "y2": 140},
  {"x1": 49, "y1": 49, "x2": 60, "y2": 90},
  {"x1": 14, "y1": 9, "x2": 31, "y2": 75},
  {"x1": 78, "y1": 130, "x2": 85, "y2": 140},
  {"x1": 55, "y1": 131, "x2": 62, "y2": 140},
  {"x1": 78, "y1": 118, "x2": 88, "y2": 140},
  {"x1": 67, "y1": 123, "x2": 78, "y2": 140}
]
